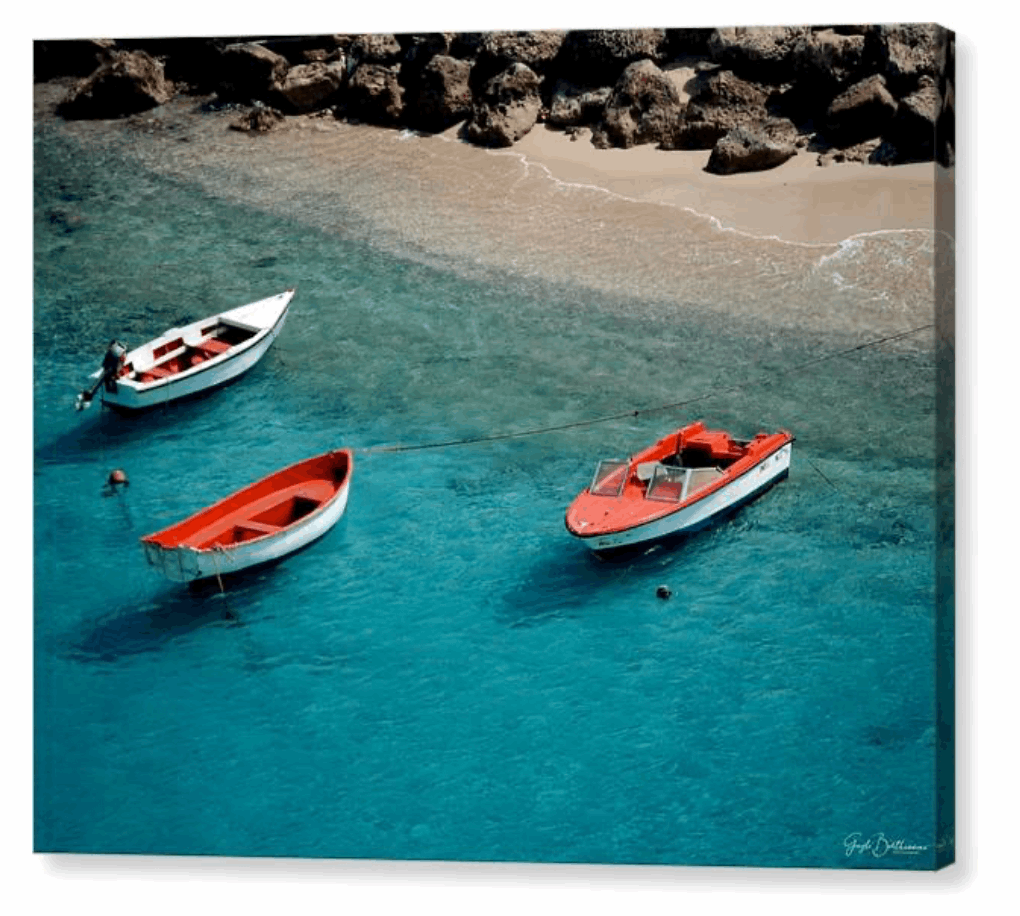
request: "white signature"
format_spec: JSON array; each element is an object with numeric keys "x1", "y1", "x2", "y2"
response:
[{"x1": 843, "y1": 832, "x2": 950, "y2": 858}]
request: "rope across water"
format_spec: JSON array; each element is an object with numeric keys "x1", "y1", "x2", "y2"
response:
[{"x1": 354, "y1": 323, "x2": 935, "y2": 457}]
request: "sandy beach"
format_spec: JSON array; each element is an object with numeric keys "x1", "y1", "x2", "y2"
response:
[
  {"x1": 34, "y1": 80, "x2": 944, "y2": 336},
  {"x1": 510, "y1": 125, "x2": 938, "y2": 246}
]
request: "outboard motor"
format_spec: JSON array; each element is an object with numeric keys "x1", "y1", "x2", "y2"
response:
[{"x1": 75, "y1": 340, "x2": 127, "y2": 411}]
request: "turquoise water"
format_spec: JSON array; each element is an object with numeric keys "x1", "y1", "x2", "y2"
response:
[{"x1": 34, "y1": 116, "x2": 946, "y2": 868}]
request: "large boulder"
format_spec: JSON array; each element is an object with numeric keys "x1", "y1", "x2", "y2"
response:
[
  {"x1": 119, "y1": 37, "x2": 227, "y2": 92},
  {"x1": 876, "y1": 78, "x2": 942, "y2": 164},
  {"x1": 592, "y1": 59, "x2": 683, "y2": 149},
  {"x1": 706, "y1": 126, "x2": 797, "y2": 174},
  {"x1": 555, "y1": 29, "x2": 669, "y2": 87},
  {"x1": 273, "y1": 60, "x2": 347, "y2": 113},
  {"x1": 58, "y1": 50, "x2": 173, "y2": 119},
  {"x1": 707, "y1": 26, "x2": 811, "y2": 83},
  {"x1": 866, "y1": 24, "x2": 949, "y2": 95},
  {"x1": 466, "y1": 62, "x2": 542, "y2": 147},
  {"x1": 348, "y1": 33, "x2": 403, "y2": 67},
  {"x1": 662, "y1": 69, "x2": 768, "y2": 149},
  {"x1": 547, "y1": 80, "x2": 611, "y2": 127},
  {"x1": 35, "y1": 39, "x2": 117, "y2": 82},
  {"x1": 793, "y1": 28, "x2": 869, "y2": 92},
  {"x1": 824, "y1": 74, "x2": 899, "y2": 147},
  {"x1": 216, "y1": 42, "x2": 290, "y2": 103},
  {"x1": 399, "y1": 33, "x2": 456, "y2": 85},
  {"x1": 407, "y1": 54, "x2": 473, "y2": 132},
  {"x1": 470, "y1": 31, "x2": 566, "y2": 92},
  {"x1": 343, "y1": 63, "x2": 405, "y2": 125}
]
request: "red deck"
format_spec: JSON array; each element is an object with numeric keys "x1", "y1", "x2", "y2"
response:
[
  {"x1": 565, "y1": 422, "x2": 792, "y2": 538},
  {"x1": 142, "y1": 451, "x2": 353, "y2": 550}
]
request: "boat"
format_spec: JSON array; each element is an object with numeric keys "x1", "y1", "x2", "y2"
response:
[
  {"x1": 565, "y1": 421, "x2": 793, "y2": 552},
  {"x1": 75, "y1": 288, "x2": 295, "y2": 412},
  {"x1": 141, "y1": 449, "x2": 353, "y2": 582}
]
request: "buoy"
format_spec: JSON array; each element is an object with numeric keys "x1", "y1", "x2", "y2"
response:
[
  {"x1": 108, "y1": 468, "x2": 129, "y2": 487},
  {"x1": 656, "y1": 585, "x2": 672, "y2": 599}
]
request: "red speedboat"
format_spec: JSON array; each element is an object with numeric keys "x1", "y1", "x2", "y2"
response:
[{"x1": 565, "y1": 421, "x2": 793, "y2": 552}]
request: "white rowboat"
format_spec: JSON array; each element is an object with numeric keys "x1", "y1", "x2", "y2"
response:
[{"x1": 77, "y1": 288, "x2": 294, "y2": 412}]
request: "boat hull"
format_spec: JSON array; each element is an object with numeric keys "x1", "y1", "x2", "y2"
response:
[
  {"x1": 570, "y1": 438, "x2": 792, "y2": 552},
  {"x1": 96, "y1": 290, "x2": 293, "y2": 412},
  {"x1": 141, "y1": 450, "x2": 352, "y2": 583}
]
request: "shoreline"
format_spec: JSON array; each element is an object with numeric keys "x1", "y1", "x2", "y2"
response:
[
  {"x1": 34, "y1": 81, "x2": 943, "y2": 337},
  {"x1": 505, "y1": 125, "x2": 938, "y2": 246}
]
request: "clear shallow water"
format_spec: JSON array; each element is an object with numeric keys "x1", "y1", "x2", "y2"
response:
[{"x1": 34, "y1": 114, "x2": 944, "y2": 868}]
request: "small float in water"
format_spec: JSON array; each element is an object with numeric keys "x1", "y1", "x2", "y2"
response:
[
  {"x1": 75, "y1": 288, "x2": 295, "y2": 412},
  {"x1": 141, "y1": 449, "x2": 353, "y2": 582},
  {"x1": 565, "y1": 421, "x2": 793, "y2": 553}
]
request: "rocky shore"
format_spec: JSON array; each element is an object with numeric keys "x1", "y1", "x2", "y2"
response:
[{"x1": 36, "y1": 25, "x2": 954, "y2": 174}]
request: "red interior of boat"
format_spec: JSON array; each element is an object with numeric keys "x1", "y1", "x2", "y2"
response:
[
  {"x1": 142, "y1": 452, "x2": 352, "y2": 550},
  {"x1": 566, "y1": 422, "x2": 791, "y2": 536},
  {"x1": 133, "y1": 324, "x2": 255, "y2": 384}
]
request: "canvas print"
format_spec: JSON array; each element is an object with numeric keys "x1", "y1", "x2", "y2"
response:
[{"x1": 33, "y1": 24, "x2": 955, "y2": 869}]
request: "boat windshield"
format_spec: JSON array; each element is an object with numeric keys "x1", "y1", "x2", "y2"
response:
[
  {"x1": 647, "y1": 465, "x2": 687, "y2": 502},
  {"x1": 590, "y1": 460, "x2": 628, "y2": 497}
]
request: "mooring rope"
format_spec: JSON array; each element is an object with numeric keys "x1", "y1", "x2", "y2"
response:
[{"x1": 355, "y1": 322, "x2": 935, "y2": 457}]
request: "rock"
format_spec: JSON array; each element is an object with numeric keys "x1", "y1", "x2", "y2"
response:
[
  {"x1": 707, "y1": 26, "x2": 811, "y2": 83},
  {"x1": 664, "y1": 28, "x2": 714, "y2": 56},
  {"x1": 663, "y1": 69, "x2": 768, "y2": 149},
  {"x1": 818, "y1": 138, "x2": 882, "y2": 165},
  {"x1": 344, "y1": 63, "x2": 405, "y2": 125},
  {"x1": 824, "y1": 74, "x2": 898, "y2": 147},
  {"x1": 262, "y1": 35, "x2": 346, "y2": 65},
  {"x1": 399, "y1": 33, "x2": 456, "y2": 84},
  {"x1": 120, "y1": 38, "x2": 228, "y2": 92},
  {"x1": 450, "y1": 33, "x2": 486, "y2": 60},
  {"x1": 547, "y1": 80, "x2": 611, "y2": 127},
  {"x1": 867, "y1": 23, "x2": 949, "y2": 95},
  {"x1": 229, "y1": 105, "x2": 285, "y2": 133},
  {"x1": 706, "y1": 126, "x2": 798, "y2": 174},
  {"x1": 273, "y1": 60, "x2": 346, "y2": 113},
  {"x1": 349, "y1": 33, "x2": 403, "y2": 67},
  {"x1": 466, "y1": 62, "x2": 542, "y2": 147},
  {"x1": 216, "y1": 42, "x2": 290, "y2": 103},
  {"x1": 879, "y1": 78, "x2": 942, "y2": 163},
  {"x1": 592, "y1": 59, "x2": 683, "y2": 149},
  {"x1": 793, "y1": 28, "x2": 868, "y2": 91},
  {"x1": 59, "y1": 50, "x2": 173, "y2": 119},
  {"x1": 408, "y1": 55, "x2": 472, "y2": 132},
  {"x1": 556, "y1": 29, "x2": 669, "y2": 87},
  {"x1": 471, "y1": 31, "x2": 566, "y2": 91},
  {"x1": 35, "y1": 39, "x2": 117, "y2": 82}
]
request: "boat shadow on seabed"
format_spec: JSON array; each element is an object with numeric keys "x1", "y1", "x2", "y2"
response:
[
  {"x1": 494, "y1": 518, "x2": 744, "y2": 630},
  {"x1": 37, "y1": 383, "x2": 239, "y2": 465},
  {"x1": 65, "y1": 564, "x2": 287, "y2": 664}
]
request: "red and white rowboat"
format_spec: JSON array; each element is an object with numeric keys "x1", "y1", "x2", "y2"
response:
[
  {"x1": 565, "y1": 421, "x2": 793, "y2": 552},
  {"x1": 76, "y1": 288, "x2": 295, "y2": 412},
  {"x1": 141, "y1": 449, "x2": 353, "y2": 582}
]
